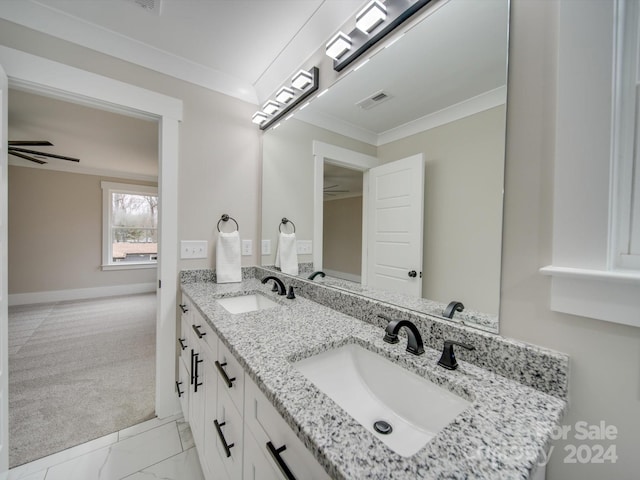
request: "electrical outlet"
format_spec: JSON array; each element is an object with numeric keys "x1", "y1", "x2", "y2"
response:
[
  {"x1": 261, "y1": 239, "x2": 271, "y2": 255},
  {"x1": 181, "y1": 240, "x2": 208, "y2": 259},
  {"x1": 242, "y1": 239, "x2": 252, "y2": 256},
  {"x1": 296, "y1": 240, "x2": 312, "y2": 255}
]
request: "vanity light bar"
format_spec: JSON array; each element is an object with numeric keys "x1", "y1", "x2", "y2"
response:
[
  {"x1": 356, "y1": 0, "x2": 387, "y2": 34},
  {"x1": 255, "y1": 66, "x2": 319, "y2": 131},
  {"x1": 329, "y1": 0, "x2": 435, "y2": 72},
  {"x1": 326, "y1": 31, "x2": 352, "y2": 60}
]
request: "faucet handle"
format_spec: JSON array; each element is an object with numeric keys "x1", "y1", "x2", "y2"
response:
[
  {"x1": 437, "y1": 340, "x2": 475, "y2": 370},
  {"x1": 286, "y1": 286, "x2": 296, "y2": 299},
  {"x1": 377, "y1": 314, "x2": 399, "y2": 343}
]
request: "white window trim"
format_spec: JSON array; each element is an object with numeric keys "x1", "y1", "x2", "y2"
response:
[
  {"x1": 541, "y1": 0, "x2": 640, "y2": 329},
  {"x1": 101, "y1": 181, "x2": 158, "y2": 270}
]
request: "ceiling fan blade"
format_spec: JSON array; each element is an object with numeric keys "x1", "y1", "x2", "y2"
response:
[
  {"x1": 8, "y1": 140, "x2": 54, "y2": 146},
  {"x1": 8, "y1": 147, "x2": 80, "y2": 163},
  {"x1": 9, "y1": 150, "x2": 48, "y2": 165}
]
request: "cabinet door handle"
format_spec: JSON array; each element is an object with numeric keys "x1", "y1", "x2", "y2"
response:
[
  {"x1": 179, "y1": 304, "x2": 189, "y2": 313},
  {"x1": 194, "y1": 354, "x2": 203, "y2": 393},
  {"x1": 266, "y1": 441, "x2": 296, "y2": 480},
  {"x1": 190, "y1": 349, "x2": 195, "y2": 385},
  {"x1": 214, "y1": 361, "x2": 236, "y2": 388},
  {"x1": 214, "y1": 420, "x2": 235, "y2": 458},
  {"x1": 178, "y1": 338, "x2": 187, "y2": 350},
  {"x1": 192, "y1": 324, "x2": 206, "y2": 338},
  {"x1": 175, "y1": 381, "x2": 184, "y2": 398}
]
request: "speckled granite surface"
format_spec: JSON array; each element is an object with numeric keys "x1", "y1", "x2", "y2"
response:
[
  {"x1": 262, "y1": 265, "x2": 499, "y2": 333},
  {"x1": 181, "y1": 276, "x2": 568, "y2": 480}
]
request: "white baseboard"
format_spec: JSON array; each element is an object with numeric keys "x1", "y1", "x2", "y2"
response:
[{"x1": 8, "y1": 282, "x2": 157, "y2": 306}]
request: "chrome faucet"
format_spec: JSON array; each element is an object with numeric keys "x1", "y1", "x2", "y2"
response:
[
  {"x1": 261, "y1": 276, "x2": 286, "y2": 295},
  {"x1": 378, "y1": 314, "x2": 425, "y2": 355}
]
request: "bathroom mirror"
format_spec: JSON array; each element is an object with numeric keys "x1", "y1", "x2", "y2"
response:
[{"x1": 261, "y1": 0, "x2": 509, "y2": 333}]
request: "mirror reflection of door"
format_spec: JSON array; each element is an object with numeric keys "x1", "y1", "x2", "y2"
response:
[{"x1": 322, "y1": 164, "x2": 363, "y2": 282}]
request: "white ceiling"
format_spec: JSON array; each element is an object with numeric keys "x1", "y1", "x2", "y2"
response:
[{"x1": 0, "y1": 0, "x2": 364, "y2": 103}]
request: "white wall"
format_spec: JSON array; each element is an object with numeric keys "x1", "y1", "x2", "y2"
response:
[
  {"x1": 502, "y1": 1, "x2": 640, "y2": 479},
  {"x1": 323, "y1": 195, "x2": 362, "y2": 276}
]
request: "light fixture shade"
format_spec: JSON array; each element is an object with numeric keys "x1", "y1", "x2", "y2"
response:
[
  {"x1": 262, "y1": 100, "x2": 280, "y2": 115},
  {"x1": 326, "y1": 31, "x2": 352, "y2": 60},
  {"x1": 356, "y1": 0, "x2": 387, "y2": 34},
  {"x1": 275, "y1": 87, "x2": 295, "y2": 104},
  {"x1": 252, "y1": 111, "x2": 268, "y2": 125},
  {"x1": 291, "y1": 69, "x2": 314, "y2": 90}
]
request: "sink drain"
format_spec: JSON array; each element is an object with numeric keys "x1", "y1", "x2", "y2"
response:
[{"x1": 373, "y1": 420, "x2": 393, "y2": 435}]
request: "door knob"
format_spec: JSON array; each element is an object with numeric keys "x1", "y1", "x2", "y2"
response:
[{"x1": 408, "y1": 270, "x2": 417, "y2": 278}]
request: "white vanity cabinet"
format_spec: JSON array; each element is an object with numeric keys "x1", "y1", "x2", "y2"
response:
[
  {"x1": 243, "y1": 377, "x2": 330, "y2": 480},
  {"x1": 177, "y1": 296, "x2": 329, "y2": 480}
]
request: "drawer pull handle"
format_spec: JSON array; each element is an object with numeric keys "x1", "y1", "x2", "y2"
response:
[
  {"x1": 194, "y1": 354, "x2": 203, "y2": 393},
  {"x1": 190, "y1": 349, "x2": 195, "y2": 385},
  {"x1": 192, "y1": 324, "x2": 206, "y2": 338},
  {"x1": 215, "y1": 361, "x2": 236, "y2": 388},
  {"x1": 266, "y1": 441, "x2": 296, "y2": 480},
  {"x1": 214, "y1": 420, "x2": 235, "y2": 458},
  {"x1": 178, "y1": 338, "x2": 187, "y2": 350},
  {"x1": 175, "y1": 381, "x2": 184, "y2": 398},
  {"x1": 179, "y1": 304, "x2": 189, "y2": 313}
]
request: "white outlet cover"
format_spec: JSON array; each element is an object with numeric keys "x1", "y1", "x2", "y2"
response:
[
  {"x1": 242, "y1": 239, "x2": 252, "y2": 256},
  {"x1": 261, "y1": 239, "x2": 271, "y2": 255}
]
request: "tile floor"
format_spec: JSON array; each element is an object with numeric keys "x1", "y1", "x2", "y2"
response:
[{"x1": 8, "y1": 414, "x2": 204, "y2": 480}]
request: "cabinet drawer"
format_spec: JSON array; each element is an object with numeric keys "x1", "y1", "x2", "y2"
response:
[
  {"x1": 216, "y1": 388, "x2": 244, "y2": 479},
  {"x1": 243, "y1": 425, "x2": 280, "y2": 480},
  {"x1": 245, "y1": 377, "x2": 330, "y2": 480},
  {"x1": 216, "y1": 340, "x2": 245, "y2": 414}
]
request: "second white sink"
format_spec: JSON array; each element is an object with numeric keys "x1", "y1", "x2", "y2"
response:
[
  {"x1": 216, "y1": 292, "x2": 279, "y2": 314},
  {"x1": 293, "y1": 343, "x2": 471, "y2": 457}
]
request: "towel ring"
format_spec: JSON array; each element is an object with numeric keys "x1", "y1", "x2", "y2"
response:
[
  {"x1": 217, "y1": 214, "x2": 239, "y2": 232},
  {"x1": 279, "y1": 217, "x2": 296, "y2": 233}
]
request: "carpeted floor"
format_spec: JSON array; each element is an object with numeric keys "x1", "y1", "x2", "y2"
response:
[{"x1": 8, "y1": 293, "x2": 157, "y2": 468}]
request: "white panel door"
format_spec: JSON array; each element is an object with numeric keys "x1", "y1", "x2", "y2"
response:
[
  {"x1": 367, "y1": 154, "x2": 424, "y2": 297},
  {"x1": 0, "y1": 64, "x2": 8, "y2": 476}
]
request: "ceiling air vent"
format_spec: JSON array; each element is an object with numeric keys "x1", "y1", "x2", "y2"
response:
[
  {"x1": 124, "y1": 0, "x2": 162, "y2": 15},
  {"x1": 356, "y1": 90, "x2": 393, "y2": 110}
]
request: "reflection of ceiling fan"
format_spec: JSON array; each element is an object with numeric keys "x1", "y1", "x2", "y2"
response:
[
  {"x1": 323, "y1": 183, "x2": 349, "y2": 197},
  {"x1": 8, "y1": 141, "x2": 80, "y2": 165}
]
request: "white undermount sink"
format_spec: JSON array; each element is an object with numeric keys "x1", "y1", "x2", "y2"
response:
[
  {"x1": 216, "y1": 292, "x2": 280, "y2": 314},
  {"x1": 293, "y1": 343, "x2": 471, "y2": 457}
]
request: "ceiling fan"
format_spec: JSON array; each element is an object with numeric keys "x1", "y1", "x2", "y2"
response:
[
  {"x1": 323, "y1": 183, "x2": 349, "y2": 197},
  {"x1": 8, "y1": 141, "x2": 80, "y2": 165}
]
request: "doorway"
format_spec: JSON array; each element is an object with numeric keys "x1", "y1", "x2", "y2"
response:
[
  {"x1": 7, "y1": 89, "x2": 160, "y2": 466},
  {"x1": 322, "y1": 163, "x2": 363, "y2": 282},
  {"x1": 0, "y1": 45, "x2": 182, "y2": 476}
]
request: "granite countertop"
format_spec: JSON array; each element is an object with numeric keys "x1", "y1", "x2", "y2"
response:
[{"x1": 182, "y1": 279, "x2": 566, "y2": 480}]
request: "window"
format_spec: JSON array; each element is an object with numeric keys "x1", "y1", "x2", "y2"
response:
[
  {"x1": 102, "y1": 181, "x2": 158, "y2": 270},
  {"x1": 612, "y1": 0, "x2": 640, "y2": 269}
]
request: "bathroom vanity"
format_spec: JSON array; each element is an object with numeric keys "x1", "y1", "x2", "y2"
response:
[{"x1": 177, "y1": 267, "x2": 567, "y2": 480}]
